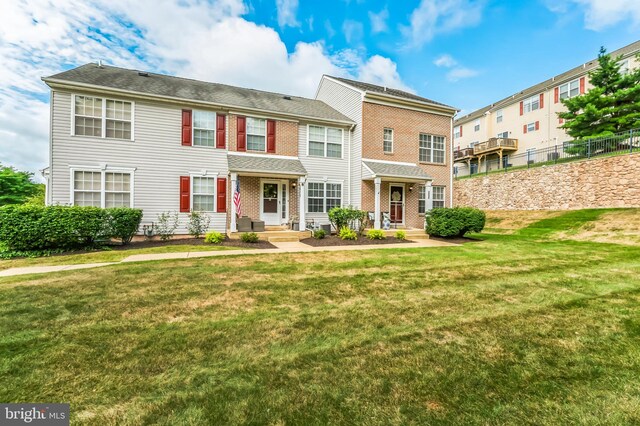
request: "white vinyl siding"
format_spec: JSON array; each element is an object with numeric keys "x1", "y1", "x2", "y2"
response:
[
  {"x1": 559, "y1": 79, "x2": 580, "y2": 100},
  {"x1": 308, "y1": 125, "x2": 343, "y2": 158},
  {"x1": 383, "y1": 128, "x2": 393, "y2": 153},
  {"x1": 523, "y1": 95, "x2": 540, "y2": 114},
  {"x1": 247, "y1": 117, "x2": 266, "y2": 151},
  {"x1": 73, "y1": 95, "x2": 133, "y2": 140},
  {"x1": 419, "y1": 134, "x2": 446, "y2": 164},
  {"x1": 433, "y1": 186, "x2": 445, "y2": 208},
  {"x1": 307, "y1": 181, "x2": 342, "y2": 213},
  {"x1": 192, "y1": 110, "x2": 216, "y2": 147}
]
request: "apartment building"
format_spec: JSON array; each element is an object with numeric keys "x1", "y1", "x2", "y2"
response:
[
  {"x1": 453, "y1": 40, "x2": 640, "y2": 176},
  {"x1": 42, "y1": 64, "x2": 457, "y2": 234}
]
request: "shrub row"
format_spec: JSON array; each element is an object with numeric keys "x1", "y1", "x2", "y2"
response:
[
  {"x1": 0, "y1": 205, "x2": 143, "y2": 251},
  {"x1": 425, "y1": 207, "x2": 485, "y2": 238}
]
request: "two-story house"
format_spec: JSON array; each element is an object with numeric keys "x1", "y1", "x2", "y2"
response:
[{"x1": 42, "y1": 64, "x2": 456, "y2": 235}]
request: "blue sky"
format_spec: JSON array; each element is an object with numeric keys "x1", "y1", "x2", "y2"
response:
[{"x1": 1, "y1": 0, "x2": 639, "y2": 176}]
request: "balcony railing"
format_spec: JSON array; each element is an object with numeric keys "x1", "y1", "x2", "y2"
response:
[
  {"x1": 473, "y1": 137, "x2": 518, "y2": 155},
  {"x1": 453, "y1": 148, "x2": 475, "y2": 161}
]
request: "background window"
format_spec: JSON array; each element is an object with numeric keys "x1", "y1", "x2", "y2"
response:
[
  {"x1": 433, "y1": 186, "x2": 445, "y2": 208},
  {"x1": 454, "y1": 126, "x2": 461, "y2": 139},
  {"x1": 527, "y1": 122, "x2": 536, "y2": 132},
  {"x1": 247, "y1": 117, "x2": 266, "y2": 151},
  {"x1": 383, "y1": 128, "x2": 393, "y2": 153},
  {"x1": 523, "y1": 95, "x2": 540, "y2": 113},
  {"x1": 559, "y1": 79, "x2": 580, "y2": 100},
  {"x1": 192, "y1": 177, "x2": 215, "y2": 211},
  {"x1": 496, "y1": 110, "x2": 503, "y2": 123},
  {"x1": 193, "y1": 110, "x2": 215, "y2": 147},
  {"x1": 474, "y1": 119, "x2": 480, "y2": 131},
  {"x1": 73, "y1": 171, "x2": 102, "y2": 206}
]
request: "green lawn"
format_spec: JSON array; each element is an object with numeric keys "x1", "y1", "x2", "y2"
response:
[{"x1": 1, "y1": 210, "x2": 639, "y2": 424}]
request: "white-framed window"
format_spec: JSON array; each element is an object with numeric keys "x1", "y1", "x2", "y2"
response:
[
  {"x1": 559, "y1": 79, "x2": 580, "y2": 100},
  {"x1": 192, "y1": 176, "x2": 216, "y2": 212},
  {"x1": 247, "y1": 117, "x2": 267, "y2": 151},
  {"x1": 307, "y1": 181, "x2": 342, "y2": 213},
  {"x1": 419, "y1": 186, "x2": 426, "y2": 214},
  {"x1": 474, "y1": 119, "x2": 480, "y2": 132},
  {"x1": 496, "y1": 109, "x2": 503, "y2": 123},
  {"x1": 308, "y1": 125, "x2": 343, "y2": 158},
  {"x1": 454, "y1": 126, "x2": 461, "y2": 139},
  {"x1": 433, "y1": 186, "x2": 445, "y2": 208},
  {"x1": 419, "y1": 134, "x2": 446, "y2": 164},
  {"x1": 193, "y1": 110, "x2": 216, "y2": 147},
  {"x1": 497, "y1": 131, "x2": 509, "y2": 138},
  {"x1": 383, "y1": 128, "x2": 393, "y2": 153},
  {"x1": 71, "y1": 168, "x2": 134, "y2": 208},
  {"x1": 619, "y1": 59, "x2": 630, "y2": 75},
  {"x1": 73, "y1": 95, "x2": 133, "y2": 140},
  {"x1": 526, "y1": 122, "x2": 536, "y2": 132},
  {"x1": 523, "y1": 95, "x2": 540, "y2": 113}
]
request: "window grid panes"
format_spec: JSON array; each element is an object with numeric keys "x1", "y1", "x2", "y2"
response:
[
  {"x1": 74, "y1": 96, "x2": 103, "y2": 137},
  {"x1": 308, "y1": 125, "x2": 343, "y2": 158},
  {"x1": 496, "y1": 110, "x2": 503, "y2": 123},
  {"x1": 419, "y1": 134, "x2": 446, "y2": 164},
  {"x1": 527, "y1": 122, "x2": 536, "y2": 132},
  {"x1": 523, "y1": 95, "x2": 540, "y2": 114},
  {"x1": 74, "y1": 96, "x2": 133, "y2": 139},
  {"x1": 192, "y1": 177, "x2": 215, "y2": 212},
  {"x1": 73, "y1": 171, "x2": 102, "y2": 207},
  {"x1": 193, "y1": 110, "x2": 216, "y2": 147},
  {"x1": 559, "y1": 79, "x2": 580, "y2": 100},
  {"x1": 474, "y1": 119, "x2": 480, "y2": 132},
  {"x1": 247, "y1": 117, "x2": 266, "y2": 151},
  {"x1": 418, "y1": 186, "x2": 426, "y2": 214},
  {"x1": 307, "y1": 182, "x2": 342, "y2": 213},
  {"x1": 325, "y1": 183, "x2": 342, "y2": 211},
  {"x1": 106, "y1": 100, "x2": 132, "y2": 139},
  {"x1": 433, "y1": 186, "x2": 445, "y2": 208},
  {"x1": 105, "y1": 172, "x2": 131, "y2": 208},
  {"x1": 383, "y1": 128, "x2": 393, "y2": 152},
  {"x1": 454, "y1": 126, "x2": 461, "y2": 139}
]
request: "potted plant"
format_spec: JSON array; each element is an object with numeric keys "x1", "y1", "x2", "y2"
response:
[{"x1": 290, "y1": 215, "x2": 299, "y2": 231}]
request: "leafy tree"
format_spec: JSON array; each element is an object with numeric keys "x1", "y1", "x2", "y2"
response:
[
  {"x1": 0, "y1": 163, "x2": 41, "y2": 206},
  {"x1": 559, "y1": 47, "x2": 640, "y2": 153}
]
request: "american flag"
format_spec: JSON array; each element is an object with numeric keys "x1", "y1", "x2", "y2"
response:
[{"x1": 233, "y1": 179, "x2": 242, "y2": 217}]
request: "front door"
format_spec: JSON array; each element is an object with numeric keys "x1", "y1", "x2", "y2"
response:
[
  {"x1": 389, "y1": 184, "x2": 404, "y2": 224},
  {"x1": 261, "y1": 180, "x2": 287, "y2": 225}
]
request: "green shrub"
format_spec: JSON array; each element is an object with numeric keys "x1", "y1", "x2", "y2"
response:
[
  {"x1": 156, "y1": 211, "x2": 179, "y2": 241},
  {"x1": 367, "y1": 229, "x2": 385, "y2": 240},
  {"x1": 313, "y1": 229, "x2": 326, "y2": 239},
  {"x1": 425, "y1": 207, "x2": 486, "y2": 238},
  {"x1": 328, "y1": 207, "x2": 367, "y2": 234},
  {"x1": 240, "y1": 232, "x2": 259, "y2": 243},
  {"x1": 106, "y1": 208, "x2": 143, "y2": 245},
  {"x1": 204, "y1": 231, "x2": 225, "y2": 244},
  {"x1": 187, "y1": 210, "x2": 211, "y2": 238},
  {"x1": 395, "y1": 230, "x2": 406, "y2": 241},
  {"x1": 338, "y1": 226, "x2": 357, "y2": 240}
]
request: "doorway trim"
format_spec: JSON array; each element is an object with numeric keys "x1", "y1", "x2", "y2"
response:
[{"x1": 260, "y1": 179, "x2": 289, "y2": 225}]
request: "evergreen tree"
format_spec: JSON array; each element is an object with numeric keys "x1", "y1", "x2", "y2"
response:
[{"x1": 0, "y1": 163, "x2": 41, "y2": 206}]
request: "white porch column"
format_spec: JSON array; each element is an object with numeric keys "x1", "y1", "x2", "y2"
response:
[
  {"x1": 230, "y1": 172, "x2": 238, "y2": 232},
  {"x1": 374, "y1": 177, "x2": 381, "y2": 229},
  {"x1": 298, "y1": 176, "x2": 306, "y2": 228},
  {"x1": 425, "y1": 181, "x2": 433, "y2": 212}
]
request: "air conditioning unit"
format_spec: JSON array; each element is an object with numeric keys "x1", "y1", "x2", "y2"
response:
[{"x1": 547, "y1": 152, "x2": 559, "y2": 161}]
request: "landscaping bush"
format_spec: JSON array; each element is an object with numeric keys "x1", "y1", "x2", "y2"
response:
[
  {"x1": 395, "y1": 230, "x2": 406, "y2": 241},
  {"x1": 240, "y1": 232, "x2": 259, "y2": 243},
  {"x1": 328, "y1": 207, "x2": 367, "y2": 234},
  {"x1": 338, "y1": 226, "x2": 357, "y2": 241},
  {"x1": 367, "y1": 229, "x2": 385, "y2": 240},
  {"x1": 107, "y1": 207, "x2": 143, "y2": 245},
  {"x1": 204, "y1": 231, "x2": 225, "y2": 244},
  {"x1": 425, "y1": 207, "x2": 486, "y2": 238},
  {"x1": 187, "y1": 210, "x2": 211, "y2": 238},
  {"x1": 313, "y1": 229, "x2": 326, "y2": 239},
  {"x1": 156, "y1": 211, "x2": 179, "y2": 241}
]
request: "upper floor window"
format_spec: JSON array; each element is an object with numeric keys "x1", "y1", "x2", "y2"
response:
[
  {"x1": 383, "y1": 128, "x2": 393, "y2": 153},
  {"x1": 307, "y1": 181, "x2": 342, "y2": 212},
  {"x1": 496, "y1": 109, "x2": 503, "y2": 123},
  {"x1": 72, "y1": 169, "x2": 132, "y2": 208},
  {"x1": 559, "y1": 79, "x2": 580, "y2": 100},
  {"x1": 247, "y1": 117, "x2": 266, "y2": 151},
  {"x1": 74, "y1": 95, "x2": 133, "y2": 140},
  {"x1": 419, "y1": 134, "x2": 446, "y2": 164},
  {"x1": 193, "y1": 110, "x2": 216, "y2": 147},
  {"x1": 474, "y1": 119, "x2": 480, "y2": 132},
  {"x1": 308, "y1": 125, "x2": 343, "y2": 158},
  {"x1": 619, "y1": 59, "x2": 630, "y2": 75},
  {"x1": 192, "y1": 176, "x2": 216, "y2": 211},
  {"x1": 523, "y1": 95, "x2": 540, "y2": 113},
  {"x1": 454, "y1": 126, "x2": 461, "y2": 139}
]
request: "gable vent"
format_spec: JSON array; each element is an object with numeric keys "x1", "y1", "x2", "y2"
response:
[
  {"x1": 138, "y1": 71, "x2": 149, "y2": 77},
  {"x1": 283, "y1": 96, "x2": 292, "y2": 100}
]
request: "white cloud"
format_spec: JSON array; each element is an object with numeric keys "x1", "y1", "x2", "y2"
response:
[
  {"x1": 553, "y1": 0, "x2": 640, "y2": 30},
  {"x1": 446, "y1": 67, "x2": 478, "y2": 82},
  {"x1": 275, "y1": 0, "x2": 300, "y2": 28},
  {"x1": 0, "y1": 0, "x2": 411, "y2": 175},
  {"x1": 368, "y1": 8, "x2": 389, "y2": 34},
  {"x1": 342, "y1": 19, "x2": 364, "y2": 44},
  {"x1": 434, "y1": 54, "x2": 457, "y2": 67},
  {"x1": 402, "y1": 0, "x2": 485, "y2": 49}
]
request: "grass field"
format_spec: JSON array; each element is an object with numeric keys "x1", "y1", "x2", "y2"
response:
[{"x1": 1, "y1": 209, "x2": 639, "y2": 424}]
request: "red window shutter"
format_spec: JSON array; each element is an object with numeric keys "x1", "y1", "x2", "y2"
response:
[
  {"x1": 535, "y1": 121, "x2": 540, "y2": 131},
  {"x1": 519, "y1": 101, "x2": 524, "y2": 116},
  {"x1": 554, "y1": 87, "x2": 559, "y2": 103},
  {"x1": 180, "y1": 176, "x2": 190, "y2": 212},
  {"x1": 579, "y1": 77, "x2": 585, "y2": 94},
  {"x1": 539, "y1": 93, "x2": 544, "y2": 109},
  {"x1": 460, "y1": 126, "x2": 463, "y2": 137},
  {"x1": 523, "y1": 124, "x2": 527, "y2": 134},
  {"x1": 237, "y1": 116, "x2": 246, "y2": 151},
  {"x1": 216, "y1": 177, "x2": 227, "y2": 213},
  {"x1": 559, "y1": 118, "x2": 564, "y2": 124},
  {"x1": 267, "y1": 120, "x2": 276, "y2": 153},
  {"x1": 182, "y1": 109, "x2": 192, "y2": 146},
  {"x1": 216, "y1": 114, "x2": 226, "y2": 149}
]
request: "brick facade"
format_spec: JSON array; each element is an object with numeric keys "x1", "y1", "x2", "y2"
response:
[
  {"x1": 361, "y1": 181, "x2": 424, "y2": 229},
  {"x1": 228, "y1": 114, "x2": 299, "y2": 156}
]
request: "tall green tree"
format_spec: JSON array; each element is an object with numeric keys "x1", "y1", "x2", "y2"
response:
[
  {"x1": 0, "y1": 163, "x2": 41, "y2": 206},
  {"x1": 559, "y1": 47, "x2": 640, "y2": 142}
]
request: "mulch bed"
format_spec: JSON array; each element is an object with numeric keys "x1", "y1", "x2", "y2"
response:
[
  {"x1": 300, "y1": 235, "x2": 415, "y2": 247},
  {"x1": 108, "y1": 237, "x2": 277, "y2": 250}
]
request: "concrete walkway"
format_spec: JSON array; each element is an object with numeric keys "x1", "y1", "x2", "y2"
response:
[{"x1": 0, "y1": 239, "x2": 455, "y2": 278}]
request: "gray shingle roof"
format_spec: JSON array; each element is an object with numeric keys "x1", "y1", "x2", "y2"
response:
[
  {"x1": 363, "y1": 160, "x2": 432, "y2": 181},
  {"x1": 455, "y1": 40, "x2": 640, "y2": 124},
  {"x1": 328, "y1": 76, "x2": 457, "y2": 110},
  {"x1": 44, "y1": 64, "x2": 354, "y2": 124},
  {"x1": 228, "y1": 154, "x2": 307, "y2": 176}
]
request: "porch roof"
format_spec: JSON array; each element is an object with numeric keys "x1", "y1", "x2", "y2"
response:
[
  {"x1": 362, "y1": 160, "x2": 432, "y2": 182},
  {"x1": 228, "y1": 154, "x2": 307, "y2": 176}
]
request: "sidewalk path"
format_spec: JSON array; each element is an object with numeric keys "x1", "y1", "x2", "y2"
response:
[{"x1": 0, "y1": 239, "x2": 455, "y2": 278}]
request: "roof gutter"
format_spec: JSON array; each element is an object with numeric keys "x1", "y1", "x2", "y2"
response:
[{"x1": 42, "y1": 78, "x2": 356, "y2": 127}]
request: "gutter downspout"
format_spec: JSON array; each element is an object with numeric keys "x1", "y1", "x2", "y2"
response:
[
  {"x1": 48, "y1": 90, "x2": 54, "y2": 205},
  {"x1": 450, "y1": 115, "x2": 454, "y2": 207},
  {"x1": 348, "y1": 123, "x2": 355, "y2": 206}
]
